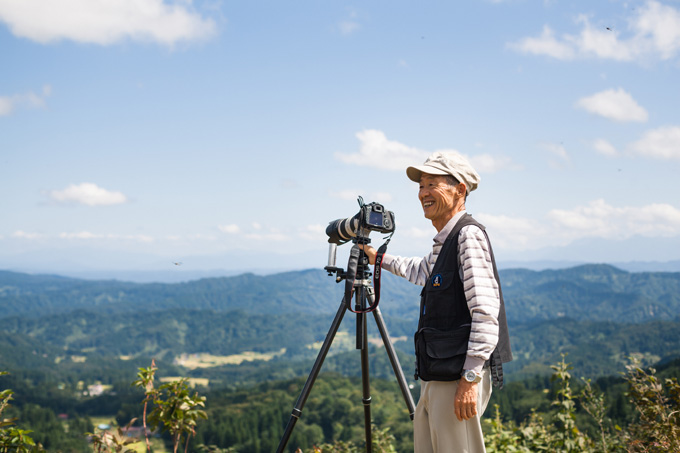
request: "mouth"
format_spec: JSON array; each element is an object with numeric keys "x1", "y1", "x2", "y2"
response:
[{"x1": 423, "y1": 201, "x2": 434, "y2": 208}]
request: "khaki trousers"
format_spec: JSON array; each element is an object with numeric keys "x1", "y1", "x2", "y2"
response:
[{"x1": 414, "y1": 368, "x2": 492, "y2": 453}]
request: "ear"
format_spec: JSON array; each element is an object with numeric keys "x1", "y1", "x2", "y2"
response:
[{"x1": 455, "y1": 183, "x2": 467, "y2": 197}]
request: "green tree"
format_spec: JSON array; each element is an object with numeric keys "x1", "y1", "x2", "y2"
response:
[
  {"x1": 624, "y1": 358, "x2": 680, "y2": 452},
  {"x1": 550, "y1": 355, "x2": 590, "y2": 452},
  {"x1": 132, "y1": 362, "x2": 208, "y2": 453},
  {"x1": 0, "y1": 371, "x2": 45, "y2": 453}
]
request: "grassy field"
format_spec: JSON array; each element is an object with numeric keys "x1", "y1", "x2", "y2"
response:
[
  {"x1": 173, "y1": 349, "x2": 286, "y2": 369},
  {"x1": 159, "y1": 376, "x2": 210, "y2": 387}
]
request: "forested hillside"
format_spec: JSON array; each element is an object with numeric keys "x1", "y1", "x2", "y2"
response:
[
  {"x1": 501, "y1": 264, "x2": 680, "y2": 323},
  {"x1": 3, "y1": 264, "x2": 680, "y2": 323},
  {"x1": 3, "y1": 264, "x2": 680, "y2": 380}
]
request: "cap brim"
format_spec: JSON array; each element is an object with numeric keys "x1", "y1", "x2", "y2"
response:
[{"x1": 406, "y1": 165, "x2": 449, "y2": 182}]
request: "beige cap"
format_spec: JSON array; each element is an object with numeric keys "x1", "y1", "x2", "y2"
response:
[{"x1": 406, "y1": 151, "x2": 480, "y2": 194}]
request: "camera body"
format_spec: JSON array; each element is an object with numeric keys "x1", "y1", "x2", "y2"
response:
[{"x1": 359, "y1": 202, "x2": 395, "y2": 234}]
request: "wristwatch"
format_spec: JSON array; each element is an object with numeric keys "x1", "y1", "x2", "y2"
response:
[{"x1": 462, "y1": 369, "x2": 482, "y2": 384}]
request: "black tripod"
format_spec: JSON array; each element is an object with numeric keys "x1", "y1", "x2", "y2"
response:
[{"x1": 276, "y1": 236, "x2": 416, "y2": 453}]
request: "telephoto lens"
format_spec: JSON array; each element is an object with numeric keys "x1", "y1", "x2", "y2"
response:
[{"x1": 326, "y1": 213, "x2": 359, "y2": 244}]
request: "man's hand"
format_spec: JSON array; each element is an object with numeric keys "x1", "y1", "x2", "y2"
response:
[
  {"x1": 357, "y1": 244, "x2": 377, "y2": 265},
  {"x1": 454, "y1": 380, "x2": 478, "y2": 421}
]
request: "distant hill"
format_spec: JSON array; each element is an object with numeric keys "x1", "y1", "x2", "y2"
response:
[
  {"x1": 3, "y1": 264, "x2": 680, "y2": 324},
  {"x1": 3, "y1": 264, "x2": 680, "y2": 382},
  {"x1": 505, "y1": 317, "x2": 680, "y2": 380},
  {"x1": 501, "y1": 264, "x2": 680, "y2": 323},
  {"x1": 0, "y1": 269, "x2": 372, "y2": 318}
]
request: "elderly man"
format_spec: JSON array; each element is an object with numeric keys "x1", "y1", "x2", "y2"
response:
[{"x1": 361, "y1": 151, "x2": 512, "y2": 453}]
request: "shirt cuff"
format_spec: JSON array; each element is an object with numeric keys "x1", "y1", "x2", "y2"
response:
[
  {"x1": 462, "y1": 356, "x2": 486, "y2": 374},
  {"x1": 380, "y1": 253, "x2": 396, "y2": 270}
]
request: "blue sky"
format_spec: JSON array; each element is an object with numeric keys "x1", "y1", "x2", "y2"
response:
[{"x1": 2, "y1": 0, "x2": 680, "y2": 278}]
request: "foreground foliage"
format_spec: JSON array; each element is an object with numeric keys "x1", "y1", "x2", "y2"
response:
[
  {"x1": 0, "y1": 371, "x2": 44, "y2": 452},
  {"x1": 484, "y1": 355, "x2": 680, "y2": 453},
  {"x1": 2, "y1": 355, "x2": 680, "y2": 452}
]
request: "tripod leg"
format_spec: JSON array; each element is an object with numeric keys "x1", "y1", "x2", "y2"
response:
[
  {"x1": 360, "y1": 336, "x2": 373, "y2": 453},
  {"x1": 357, "y1": 287, "x2": 373, "y2": 453},
  {"x1": 368, "y1": 289, "x2": 417, "y2": 419},
  {"x1": 276, "y1": 296, "x2": 349, "y2": 453}
]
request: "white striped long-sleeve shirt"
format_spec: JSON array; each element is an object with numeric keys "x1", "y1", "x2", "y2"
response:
[{"x1": 381, "y1": 211, "x2": 500, "y2": 373}]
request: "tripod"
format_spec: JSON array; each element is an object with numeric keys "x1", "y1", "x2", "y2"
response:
[{"x1": 276, "y1": 237, "x2": 416, "y2": 453}]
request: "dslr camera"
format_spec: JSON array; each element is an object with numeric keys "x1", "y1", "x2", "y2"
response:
[{"x1": 326, "y1": 198, "x2": 395, "y2": 245}]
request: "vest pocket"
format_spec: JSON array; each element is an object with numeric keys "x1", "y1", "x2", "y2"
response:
[{"x1": 414, "y1": 324, "x2": 470, "y2": 381}]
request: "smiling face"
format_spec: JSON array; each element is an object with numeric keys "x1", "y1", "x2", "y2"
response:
[{"x1": 418, "y1": 174, "x2": 466, "y2": 231}]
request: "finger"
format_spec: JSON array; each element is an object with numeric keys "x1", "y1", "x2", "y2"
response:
[
  {"x1": 466, "y1": 404, "x2": 477, "y2": 420},
  {"x1": 454, "y1": 402, "x2": 463, "y2": 421}
]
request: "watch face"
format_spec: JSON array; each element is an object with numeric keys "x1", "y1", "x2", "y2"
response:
[{"x1": 464, "y1": 370, "x2": 479, "y2": 383}]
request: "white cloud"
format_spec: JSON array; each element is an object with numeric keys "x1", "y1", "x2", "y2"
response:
[
  {"x1": 59, "y1": 231, "x2": 101, "y2": 239},
  {"x1": 335, "y1": 130, "x2": 430, "y2": 171},
  {"x1": 633, "y1": 0, "x2": 680, "y2": 59},
  {"x1": 475, "y1": 200, "x2": 680, "y2": 252},
  {"x1": 337, "y1": 8, "x2": 360, "y2": 36},
  {"x1": 298, "y1": 224, "x2": 326, "y2": 242},
  {"x1": 57, "y1": 231, "x2": 154, "y2": 242},
  {"x1": 629, "y1": 126, "x2": 680, "y2": 160},
  {"x1": 566, "y1": 15, "x2": 634, "y2": 61},
  {"x1": 221, "y1": 222, "x2": 321, "y2": 242},
  {"x1": 49, "y1": 183, "x2": 128, "y2": 206},
  {"x1": 338, "y1": 21, "x2": 359, "y2": 35},
  {"x1": 508, "y1": 25, "x2": 576, "y2": 60},
  {"x1": 476, "y1": 213, "x2": 547, "y2": 250},
  {"x1": 548, "y1": 199, "x2": 680, "y2": 239},
  {"x1": 12, "y1": 230, "x2": 44, "y2": 239},
  {"x1": 509, "y1": 1, "x2": 680, "y2": 62},
  {"x1": 9, "y1": 230, "x2": 156, "y2": 242},
  {"x1": 0, "y1": 0, "x2": 216, "y2": 46},
  {"x1": 218, "y1": 224, "x2": 240, "y2": 234},
  {"x1": 0, "y1": 85, "x2": 51, "y2": 117},
  {"x1": 575, "y1": 88, "x2": 648, "y2": 122},
  {"x1": 336, "y1": 129, "x2": 517, "y2": 174},
  {"x1": 244, "y1": 231, "x2": 289, "y2": 242},
  {"x1": 0, "y1": 97, "x2": 13, "y2": 116},
  {"x1": 539, "y1": 141, "x2": 570, "y2": 168},
  {"x1": 592, "y1": 139, "x2": 618, "y2": 157}
]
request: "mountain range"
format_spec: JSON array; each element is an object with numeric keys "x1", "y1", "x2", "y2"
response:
[{"x1": 2, "y1": 264, "x2": 680, "y2": 384}]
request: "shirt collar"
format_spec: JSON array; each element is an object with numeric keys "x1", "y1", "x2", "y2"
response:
[{"x1": 433, "y1": 210, "x2": 466, "y2": 245}]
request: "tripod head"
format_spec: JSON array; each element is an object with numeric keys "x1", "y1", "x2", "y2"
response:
[{"x1": 325, "y1": 231, "x2": 372, "y2": 283}]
